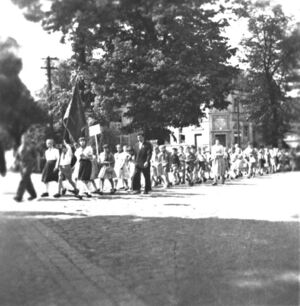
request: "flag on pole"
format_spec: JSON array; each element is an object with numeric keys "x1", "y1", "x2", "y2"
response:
[{"x1": 63, "y1": 82, "x2": 87, "y2": 142}]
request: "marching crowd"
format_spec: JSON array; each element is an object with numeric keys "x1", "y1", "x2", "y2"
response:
[{"x1": 3, "y1": 132, "x2": 298, "y2": 202}]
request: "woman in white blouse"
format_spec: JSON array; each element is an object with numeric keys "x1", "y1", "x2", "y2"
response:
[
  {"x1": 211, "y1": 139, "x2": 226, "y2": 185},
  {"x1": 41, "y1": 139, "x2": 60, "y2": 197}
]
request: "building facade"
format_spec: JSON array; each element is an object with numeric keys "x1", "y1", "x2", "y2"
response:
[{"x1": 169, "y1": 94, "x2": 254, "y2": 148}]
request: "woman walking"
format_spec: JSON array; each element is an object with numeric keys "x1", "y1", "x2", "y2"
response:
[
  {"x1": 41, "y1": 139, "x2": 59, "y2": 197},
  {"x1": 74, "y1": 137, "x2": 93, "y2": 199},
  {"x1": 211, "y1": 139, "x2": 226, "y2": 185}
]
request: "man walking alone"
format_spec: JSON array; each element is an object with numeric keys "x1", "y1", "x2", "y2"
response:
[
  {"x1": 132, "y1": 133, "x2": 152, "y2": 194},
  {"x1": 14, "y1": 134, "x2": 37, "y2": 202}
]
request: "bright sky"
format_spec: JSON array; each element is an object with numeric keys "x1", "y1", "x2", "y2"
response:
[{"x1": 0, "y1": 0, "x2": 299, "y2": 96}]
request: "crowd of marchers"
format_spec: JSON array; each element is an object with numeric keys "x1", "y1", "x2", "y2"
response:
[{"x1": 1, "y1": 132, "x2": 299, "y2": 202}]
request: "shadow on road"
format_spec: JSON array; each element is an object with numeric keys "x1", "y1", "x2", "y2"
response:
[
  {"x1": 0, "y1": 211, "x2": 88, "y2": 218},
  {"x1": 41, "y1": 215, "x2": 300, "y2": 306}
]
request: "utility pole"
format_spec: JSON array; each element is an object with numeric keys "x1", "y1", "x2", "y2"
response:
[{"x1": 41, "y1": 56, "x2": 58, "y2": 136}]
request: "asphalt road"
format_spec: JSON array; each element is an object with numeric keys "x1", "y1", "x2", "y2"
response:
[{"x1": 0, "y1": 171, "x2": 299, "y2": 306}]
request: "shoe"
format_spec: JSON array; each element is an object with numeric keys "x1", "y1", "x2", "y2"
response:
[
  {"x1": 84, "y1": 192, "x2": 92, "y2": 198},
  {"x1": 28, "y1": 195, "x2": 37, "y2": 201},
  {"x1": 69, "y1": 189, "x2": 78, "y2": 194},
  {"x1": 13, "y1": 196, "x2": 22, "y2": 202},
  {"x1": 75, "y1": 195, "x2": 83, "y2": 200},
  {"x1": 53, "y1": 193, "x2": 61, "y2": 198},
  {"x1": 62, "y1": 188, "x2": 67, "y2": 195},
  {"x1": 143, "y1": 190, "x2": 149, "y2": 194},
  {"x1": 41, "y1": 192, "x2": 49, "y2": 197},
  {"x1": 110, "y1": 189, "x2": 116, "y2": 194},
  {"x1": 212, "y1": 182, "x2": 217, "y2": 186},
  {"x1": 92, "y1": 189, "x2": 101, "y2": 194},
  {"x1": 132, "y1": 190, "x2": 141, "y2": 194}
]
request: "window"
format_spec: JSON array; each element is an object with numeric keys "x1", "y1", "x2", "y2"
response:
[{"x1": 244, "y1": 125, "x2": 249, "y2": 137}]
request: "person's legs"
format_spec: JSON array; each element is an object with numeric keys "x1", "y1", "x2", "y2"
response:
[
  {"x1": 132, "y1": 166, "x2": 142, "y2": 191},
  {"x1": 123, "y1": 179, "x2": 129, "y2": 190},
  {"x1": 68, "y1": 178, "x2": 78, "y2": 192},
  {"x1": 142, "y1": 166, "x2": 151, "y2": 193},
  {"x1": 64, "y1": 166, "x2": 78, "y2": 192},
  {"x1": 41, "y1": 182, "x2": 49, "y2": 196},
  {"x1": 25, "y1": 172, "x2": 37, "y2": 199},
  {"x1": 15, "y1": 173, "x2": 26, "y2": 201},
  {"x1": 108, "y1": 179, "x2": 115, "y2": 193},
  {"x1": 90, "y1": 180, "x2": 98, "y2": 192},
  {"x1": 189, "y1": 169, "x2": 194, "y2": 185},
  {"x1": 57, "y1": 171, "x2": 64, "y2": 195},
  {"x1": 83, "y1": 180, "x2": 91, "y2": 196}
]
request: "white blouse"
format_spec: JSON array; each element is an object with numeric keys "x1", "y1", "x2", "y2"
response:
[
  {"x1": 45, "y1": 148, "x2": 60, "y2": 161},
  {"x1": 211, "y1": 144, "x2": 224, "y2": 159},
  {"x1": 75, "y1": 146, "x2": 93, "y2": 161},
  {"x1": 59, "y1": 144, "x2": 73, "y2": 166}
]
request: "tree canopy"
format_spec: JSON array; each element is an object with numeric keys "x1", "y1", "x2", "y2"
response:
[
  {"x1": 13, "y1": 0, "x2": 239, "y2": 139},
  {"x1": 237, "y1": 2, "x2": 300, "y2": 146}
]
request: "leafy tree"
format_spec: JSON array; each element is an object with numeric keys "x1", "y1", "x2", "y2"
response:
[
  {"x1": 0, "y1": 37, "x2": 47, "y2": 148},
  {"x1": 13, "y1": 0, "x2": 240, "y2": 139},
  {"x1": 237, "y1": 2, "x2": 300, "y2": 146},
  {"x1": 36, "y1": 59, "x2": 97, "y2": 143}
]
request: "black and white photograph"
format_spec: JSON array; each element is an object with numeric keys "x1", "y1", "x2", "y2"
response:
[{"x1": 0, "y1": 0, "x2": 299, "y2": 305}]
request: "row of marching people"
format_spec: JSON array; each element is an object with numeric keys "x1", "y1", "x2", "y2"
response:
[
  {"x1": 40, "y1": 138, "x2": 139, "y2": 200},
  {"x1": 13, "y1": 133, "x2": 152, "y2": 201},
  {"x1": 149, "y1": 141, "x2": 295, "y2": 189},
  {"x1": 11, "y1": 131, "x2": 296, "y2": 201}
]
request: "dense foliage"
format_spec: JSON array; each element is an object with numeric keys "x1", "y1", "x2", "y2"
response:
[
  {"x1": 237, "y1": 2, "x2": 300, "y2": 145},
  {"x1": 13, "y1": 0, "x2": 239, "y2": 139}
]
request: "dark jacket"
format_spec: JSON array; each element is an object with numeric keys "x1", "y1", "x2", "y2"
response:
[
  {"x1": 16, "y1": 144, "x2": 37, "y2": 171},
  {"x1": 135, "y1": 141, "x2": 152, "y2": 168},
  {"x1": 0, "y1": 142, "x2": 6, "y2": 176}
]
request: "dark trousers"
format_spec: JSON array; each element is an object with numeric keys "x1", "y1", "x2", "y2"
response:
[
  {"x1": 16, "y1": 167, "x2": 37, "y2": 200},
  {"x1": 132, "y1": 165, "x2": 151, "y2": 192}
]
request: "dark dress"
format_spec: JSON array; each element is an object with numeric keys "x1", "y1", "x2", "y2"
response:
[
  {"x1": 42, "y1": 160, "x2": 59, "y2": 183},
  {"x1": 78, "y1": 159, "x2": 92, "y2": 181}
]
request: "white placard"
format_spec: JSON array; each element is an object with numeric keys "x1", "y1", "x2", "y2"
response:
[{"x1": 89, "y1": 124, "x2": 101, "y2": 136}]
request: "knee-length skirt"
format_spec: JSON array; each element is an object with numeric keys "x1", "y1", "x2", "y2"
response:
[
  {"x1": 42, "y1": 160, "x2": 58, "y2": 183},
  {"x1": 78, "y1": 159, "x2": 92, "y2": 181}
]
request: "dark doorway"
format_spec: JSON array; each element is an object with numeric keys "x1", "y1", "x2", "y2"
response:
[
  {"x1": 194, "y1": 134, "x2": 202, "y2": 148},
  {"x1": 215, "y1": 134, "x2": 226, "y2": 147}
]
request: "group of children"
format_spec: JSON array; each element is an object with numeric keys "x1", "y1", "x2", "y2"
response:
[
  {"x1": 40, "y1": 138, "x2": 138, "y2": 199},
  {"x1": 38, "y1": 137, "x2": 294, "y2": 200},
  {"x1": 149, "y1": 143, "x2": 293, "y2": 188}
]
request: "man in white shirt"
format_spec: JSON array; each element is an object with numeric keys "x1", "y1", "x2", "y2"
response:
[
  {"x1": 41, "y1": 139, "x2": 60, "y2": 197},
  {"x1": 54, "y1": 140, "x2": 78, "y2": 198}
]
